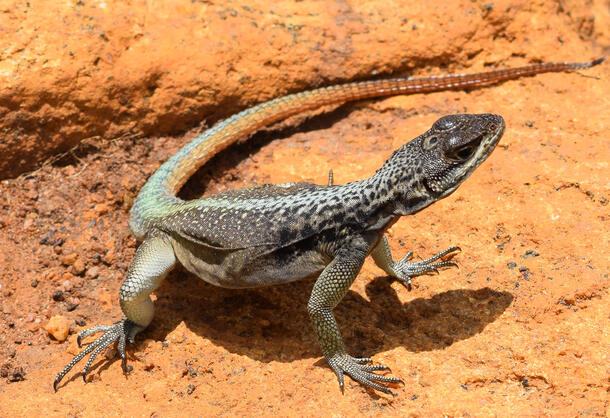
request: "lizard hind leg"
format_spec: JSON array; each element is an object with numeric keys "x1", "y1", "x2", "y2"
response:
[{"x1": 53, "y1": 231, "x2": 176, "y2": 391}]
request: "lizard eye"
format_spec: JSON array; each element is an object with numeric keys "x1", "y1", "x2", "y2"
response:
[
  {"x1": 422, "y1": 135, "x2": 439, "y2": 151},
  {"x1": 446, "y1": 144, "x2": 476, "y2": 162}
]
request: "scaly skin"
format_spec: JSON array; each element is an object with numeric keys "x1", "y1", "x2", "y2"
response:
[{"x1": 54, "y1": 58, "x2": 603, "y2": 394}]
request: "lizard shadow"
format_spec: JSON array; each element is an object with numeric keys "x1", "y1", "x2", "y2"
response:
[{"x1": 146, "y1": 269, "x2": 513, "y2": 363}]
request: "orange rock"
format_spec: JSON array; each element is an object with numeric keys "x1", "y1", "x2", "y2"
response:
[
  {"x1": 1, "y1": 1, "x2": 607, "y2": 179},
  {"x1": 71, "y1": 259, "x2": 86, "y2": 276},
  {"x1": 60, "y1": 253, "x2": 78, "y2": 266},
  {"x1": 44, "y1": 315, "x2": 71, "y2": 342}
]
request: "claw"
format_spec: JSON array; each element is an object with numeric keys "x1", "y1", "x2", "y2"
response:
[
  {"x1": 363, "y1": 380, "x2": 394, "y2": 395},
  {"x1": 53, "y1": 318, "x2": 142, "y2": 391},
  {"x1": 390, "y1": 245, "x2": 461, "y2": 287},
  {"x1": 394, "y1": 277, "x2": 412, "y2": 291},
  {"x1": 333, "y1": 367, "x2": 345, "y2": 393},
  {"x1": 328, "y1": 354, "x2": 400, "y2": 395},
  {"x1": 361, "y1": 371, "x2": 402, "y2": 383}
]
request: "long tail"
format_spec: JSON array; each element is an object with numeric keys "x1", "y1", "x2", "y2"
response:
[{"x1": 128, "y1": 57, "x2": 604, "y2": 238}]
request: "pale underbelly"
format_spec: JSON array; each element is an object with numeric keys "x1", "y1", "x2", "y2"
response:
[{"x1": 171, "y1": 236, "x2": 328, "y2": 289}]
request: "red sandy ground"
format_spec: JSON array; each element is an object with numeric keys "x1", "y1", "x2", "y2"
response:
[{"x1": 0, "y1": 0, "x2": 608, "y2": 416}]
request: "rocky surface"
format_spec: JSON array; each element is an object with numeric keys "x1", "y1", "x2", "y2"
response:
[
  {"x1": 0, "y1": 0, "x2": 608, "y2": 416},
  {"x1": 1, "y1": 0, "x2": 608, "y2": 178}
]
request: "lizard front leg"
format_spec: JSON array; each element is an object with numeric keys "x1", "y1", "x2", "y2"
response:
[
  {"x1": 371, "y1": 236, "x2": 459, "y2": 289},
  {"x1": 53, "y1": 230, "x2": 176, "y2": 390},
  {"x1": 307, "y1": 236, "x2": 402, "y2": 394}
]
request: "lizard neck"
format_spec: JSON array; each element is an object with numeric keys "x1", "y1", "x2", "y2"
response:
[
  {"x1": 364, "y1": 141, "x2": 435, "y2": 217},
  {"x1": 325, "y1": 146, "x2": 432, "y2": 232}
]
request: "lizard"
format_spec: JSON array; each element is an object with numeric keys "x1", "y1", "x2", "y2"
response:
[{"x1": 53, "y1": 57, "x2": 604, "y2": 394}]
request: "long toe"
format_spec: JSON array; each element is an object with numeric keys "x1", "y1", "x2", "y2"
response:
[
  {"x1": 53, "y1": 318, "x2": 140, "y2": 390},
  {"x1": 329, "y1": 354, "x2": 401, "y2": 395}
]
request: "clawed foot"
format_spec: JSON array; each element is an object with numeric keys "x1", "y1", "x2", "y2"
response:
[
  {"x1": 53, "y1": 318, "x2": 142, "y2": 391},
  {"x1": 328, "y1": 353, "x2": 402, "y2": 395},
  {"x1": 392, "y1": 246, "x2": 461, "y2": 289}
]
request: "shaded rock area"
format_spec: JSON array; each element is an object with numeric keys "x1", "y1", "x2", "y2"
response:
[
  {"x1": 1, "y1": 0, "x2": 608, "y2": 178},
  {"x1": 0, "y1": 0, "x2": 608, "y2": 416}
]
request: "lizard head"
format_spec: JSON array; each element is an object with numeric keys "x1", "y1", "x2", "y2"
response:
[
  {"x1": 384, "y1": 113, "x2": 505, "y2": 215},
  {"x1": 418, "y1": 113, "x2": 505, "y2": 197}
]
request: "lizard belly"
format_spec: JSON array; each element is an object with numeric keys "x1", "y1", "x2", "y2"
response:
[{"x1": 170, "y1": 235, "x2": 329, "y2": 289}]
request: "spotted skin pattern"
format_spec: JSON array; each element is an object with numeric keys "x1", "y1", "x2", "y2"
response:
[{"x1": 53, "y1": 58, "x2": 604, "y2": 393}]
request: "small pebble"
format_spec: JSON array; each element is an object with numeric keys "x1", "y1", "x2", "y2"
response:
[
  {"x1": 61, "y1": 253, "x2": 78, "y2": 266},
  {"x1": 65, "y1": 297, "x2": 80, "y2": 312},
  {"x1": 72, "y1": 259, "x2": 86, "y2": 275},
  {"x1": 26, "y1": 189, "x2": 39, "y2": 200},
  {"x1": 144, "y1": 360, "x2": 155, "y2": 371},
  {"x1": 44, "y1": 315, "x2": 71, "y2": 341},
  {"x1": 94, "y1": 203, "x2": 111, "y2": 215},
  {"x1": 522, "y1": 250, "x2": 540, "y2": 258},
  {"x1": 86, "y1": 266, "x2": 100, "y2": 279},
  {"x1": 7, "y1": 367, "x2": 26, "y2": 382}
]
